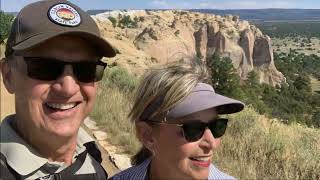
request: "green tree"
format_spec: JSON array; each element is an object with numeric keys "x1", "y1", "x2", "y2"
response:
[
  {"x1": 246, "y1": 71, "x2": 260, "y2": 89},
  {"x1": 118, "y1": 15, "x2": 137, "y2": 28},
  {"x1": 311, "y1": 111, "x2": 320, "y2": 128},
  {"x1": 0, "y1": 11, "x2": 14, "y2": 44},
  {"x1": 207, "y1": 52, "x2": 243, "y2": 99},
  {"x1": 108, "y1": 16, "x2": 117, "y2": 28},
  {"x1": 293, "y1": 74, "x2": 312, "y2": 93}
]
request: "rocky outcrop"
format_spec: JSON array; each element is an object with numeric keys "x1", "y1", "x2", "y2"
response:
[{"x1": 93, "y1": 10, "x2": 285, "y2": 86}]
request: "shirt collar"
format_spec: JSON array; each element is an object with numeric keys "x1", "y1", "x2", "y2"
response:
[{"x1": 0, "y1": 115, "x2": 94, "y2": 176}]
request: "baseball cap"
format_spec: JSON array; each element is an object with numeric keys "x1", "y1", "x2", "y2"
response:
[
  {"x1": 5, "y1": 0, "x2": 116, "y2": 58},
  {"x1": 141, "y1": 83, "x2": 245, "y2": 122}
]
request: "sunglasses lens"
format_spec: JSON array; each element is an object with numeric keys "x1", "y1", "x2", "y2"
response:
[
  {"x1": 209, "y1": 119, "x2": 228, "y2": 138},
  {"x1": 181, "y1": 118, "x2": 228, "y2": 142},
  {"x1": 74, "y1": 62, "x2": 107, "y2": 83},
  {"x1": 24, "y1": 57, "x2": 107, "y2": 83},
  {"x1": 182, "y1": 123, "x2": 206, "y2": 142},
  {"x1": 24, "y1": 58, "x2": 63, "y2": 81}
]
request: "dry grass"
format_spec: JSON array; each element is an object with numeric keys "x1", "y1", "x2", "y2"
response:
[
  {"x1": 0, "y1": 43, "x2": 5, "y2": 58},
  {"x1": 91, "y1": 86, "x2": 140, "y2": 155},
  {"x1": 214, "y1": 107, "x2": 320, "y2": 179},
  {"x1": 91, "y1": 67, "x2": 320, "y2": 179},
  {"x1": 311, "y1": 76, "x2": 320, "y2": 93},
  {"x1": 90, "y1": 67, "x2": 140, "y2": 155}
]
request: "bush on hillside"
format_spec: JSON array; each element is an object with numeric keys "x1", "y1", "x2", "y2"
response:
[
  {"x1": 208, "y1": 52, "x2": 244, "y2": 99},
  {"x1": 108, "y1": 16, "x2": 117, "y2": 27},
  {"x1": 117, "y1": 14, "x2": 138, "y2": 28},
  {"x1": 102, "y1": 66, "x2": 138, "y2": 93},
  {"x1": 0, "y1": 11, "x2": 14, "y2": 44}
]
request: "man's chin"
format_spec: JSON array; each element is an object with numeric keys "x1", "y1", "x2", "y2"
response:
[{"x1": 48, "y1": 125, "x2": 80, "y2": 138}]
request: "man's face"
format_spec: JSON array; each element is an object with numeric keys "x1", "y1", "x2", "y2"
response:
[{"x1": 6, "y1": 35, "x2": 101, "y2": 139}]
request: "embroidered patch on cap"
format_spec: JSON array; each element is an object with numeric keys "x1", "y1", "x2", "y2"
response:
[{"x1": 48, "y1": 3, "x2": 81, "y2": 27}]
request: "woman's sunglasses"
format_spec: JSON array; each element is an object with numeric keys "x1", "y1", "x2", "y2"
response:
[
  {"x1": 147, "y1": 118, "x2": 228, "y2": 142},
  {"x1": 23, "y1": 57, "x2": 107, "y2": 83}
]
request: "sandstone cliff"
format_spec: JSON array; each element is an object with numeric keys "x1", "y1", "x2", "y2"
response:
[{"x1": 93, "y1": 10, "x2": 285, "y2": 86}]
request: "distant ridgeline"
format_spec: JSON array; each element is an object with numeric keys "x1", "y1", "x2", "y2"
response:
[
  {"x1": 7, "y1": 9, "x2": 320, "y2": 22},
  {"x1": 190, "y1": 9, "x2": 320, "y2": 38},
  {"x1": 189, "y1": 9, "x2": 320, "y2": 22}
]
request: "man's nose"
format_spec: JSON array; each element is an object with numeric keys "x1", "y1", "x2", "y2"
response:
[
  {"x1": 51, "y1": 65, "x2": 80, "y2": 97},
  {"x1": 199, "y1": 128, "x2": 221, "y2": 150}
]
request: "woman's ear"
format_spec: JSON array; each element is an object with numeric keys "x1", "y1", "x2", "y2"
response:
[
  {"x1": 1, "y1": 59, "x2": 16, "y2": 94},
  {"x1": 136, "y1": 121, "x2": 156, "y2": 151}
]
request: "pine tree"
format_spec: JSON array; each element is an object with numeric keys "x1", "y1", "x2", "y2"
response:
[
  {"x1": 207, "y1": 52, "x2": 243, "y2": 99},
  {"x1": 0, "y1": 11, "x2": 14, "y2": 44}
]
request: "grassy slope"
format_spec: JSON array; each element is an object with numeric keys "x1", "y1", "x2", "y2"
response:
[{"x1": 91, "y1": 67, "x2": 320, "y2": 179}]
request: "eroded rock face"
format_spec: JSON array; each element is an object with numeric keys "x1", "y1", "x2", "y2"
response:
[{"x1": 93, "y1": 10, "x2": 285, "y2": 86}]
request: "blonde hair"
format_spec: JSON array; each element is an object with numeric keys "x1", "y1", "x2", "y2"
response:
[
  {"x1": 130, "y1": 57, "x2": 210, "y2": 165},
  {"x1": 129, "y1": 57, "x2": 209, "y2": 123}
]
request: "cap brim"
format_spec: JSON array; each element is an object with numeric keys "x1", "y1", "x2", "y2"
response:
[
  {"x1": 12, "y1": 31, "x2": 116, "y2": 58},
  {"x1": 166, "y1": 91, "x2": 245, "y2": 121}
]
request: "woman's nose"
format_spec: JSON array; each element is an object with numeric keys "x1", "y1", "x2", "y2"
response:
[{"x1": 199, "y1": 128, "x2": 221, "y2": 150}]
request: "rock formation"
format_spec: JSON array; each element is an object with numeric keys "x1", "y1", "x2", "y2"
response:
[{"x1": 93, "y1": 10, "x2": 285, "y2": 86}]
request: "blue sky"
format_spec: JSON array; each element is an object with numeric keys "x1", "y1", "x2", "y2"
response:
[{"x1": 1, "y1": 0, "x2": 320, "y2": 12}]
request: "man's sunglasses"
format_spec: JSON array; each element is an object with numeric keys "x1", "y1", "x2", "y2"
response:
[
  {"x1": 23, "y1": 57, "x2": 107, "y2": 83},
  {"x1": 147, "y1": 118, "x2": 228, "y2": 142}
]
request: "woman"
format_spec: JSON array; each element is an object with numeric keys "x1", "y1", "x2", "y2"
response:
[{"x1": 111, "y1": 58, "x2": 244, "y2": 180}]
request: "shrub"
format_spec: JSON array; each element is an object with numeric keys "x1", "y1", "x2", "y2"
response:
[
  {"x1": 108, "y1": 16, "x2": 117, "y2": 27},
  {"x1": 0, "y1": 11, "x2": 14, "y2": 44},
  {"x1": 102, "y1": 66, "x2": 138, "y2": 93},
  {"x1": 118, "y1": 15, "x2": 137, "y2": 28}
]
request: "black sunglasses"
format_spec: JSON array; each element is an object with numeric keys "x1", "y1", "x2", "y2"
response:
[
  {"x1": 147, "y1": 118, "x2": 228, "y2": 142},
  {"x1": 23, "y1": 57, "x2": 107, "y2": 83}
]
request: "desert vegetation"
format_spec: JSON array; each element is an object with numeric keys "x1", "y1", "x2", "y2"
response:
[
  {"x1": 256, "y1": 21, "x2": 320, "y2": 56},
  {"x1": 108, "y1": 14, "x2": 142, "y2": 29},
  {"x1": 255, "y1": 21, "x2": 320, "y2": 39}
]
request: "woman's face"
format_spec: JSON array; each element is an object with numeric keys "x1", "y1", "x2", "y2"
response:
[{"x1": 150, "y1": 108, "x2": 221, "y2": 180}]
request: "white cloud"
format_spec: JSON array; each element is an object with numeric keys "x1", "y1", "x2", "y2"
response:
[
  {"x1": 197, "y1": 0, "x2": 296, "y2": 9},
  {"x1": 150, "y1": 0, "x2": 169, "y2": 7},
  {"x1": 149, "y1": 0, "x2": 193, "y2": 9},
  {"x1": 149, "y1": 0, "x2": 299, "y2": 9}
]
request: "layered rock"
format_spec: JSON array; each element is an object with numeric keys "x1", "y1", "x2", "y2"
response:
[{"x1": 93, "y1": 10, "x2": 285, "y2": 86}]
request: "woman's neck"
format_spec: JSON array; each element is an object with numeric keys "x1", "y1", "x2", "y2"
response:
[{"x1": 149, "y1": 159, "x2": 174, "y2": 180}]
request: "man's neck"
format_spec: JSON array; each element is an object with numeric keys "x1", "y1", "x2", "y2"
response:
[{"x1": 12, "y1": 117, "x2": 78, "y2": 165}]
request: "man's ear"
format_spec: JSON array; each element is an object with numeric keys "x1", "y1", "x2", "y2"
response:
[
  {"x1": 1, "y1": 58, "x2": 15, "y2": 94},
  {"x1": 136, "y1": 121, "x2": 156, "y2": 150}
]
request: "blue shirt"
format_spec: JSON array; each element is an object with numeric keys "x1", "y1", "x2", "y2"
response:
[{"x1": 111, "y1": 158, "x2": 236, "y2": 180}]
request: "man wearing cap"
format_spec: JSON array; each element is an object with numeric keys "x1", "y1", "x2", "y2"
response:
[{"x1": 0, "y1": 0, "x2": 116, "y2": 179}]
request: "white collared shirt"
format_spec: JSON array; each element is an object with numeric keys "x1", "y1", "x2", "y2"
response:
[
  {"x1": 0, "y1": 115, "x2": 101, "y2": 179},
  {"x1": 111, "y1": 158, "x2": 236, "y2": 180}
]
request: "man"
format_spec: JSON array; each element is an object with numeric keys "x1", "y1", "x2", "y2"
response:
[{"x1": 0, "y1": 0, "x2": 116, "y2": 179}]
